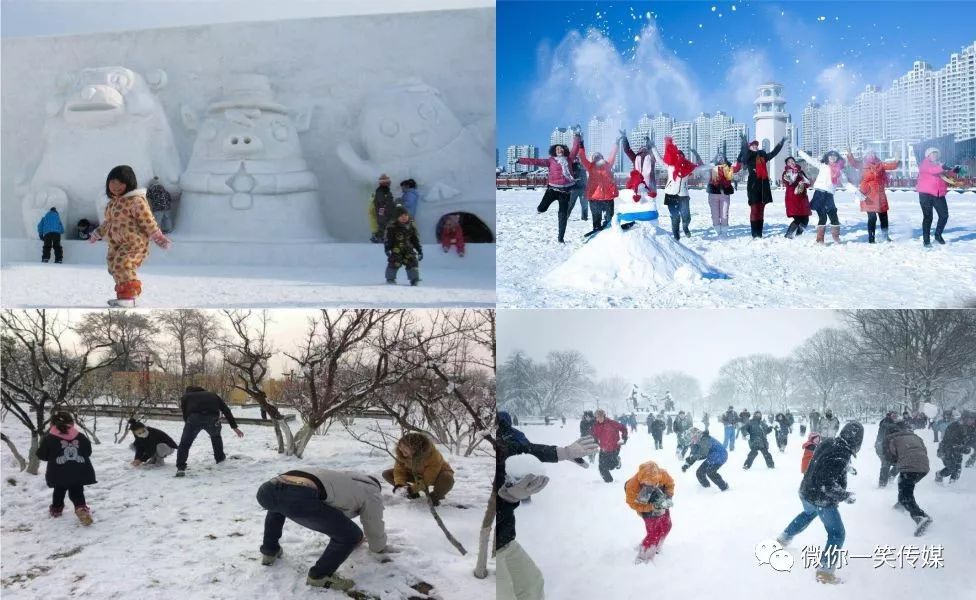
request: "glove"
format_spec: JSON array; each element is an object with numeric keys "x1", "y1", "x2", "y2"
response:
[
  {"x1": 392, "y1": 484, "x2": 403, "y2": 493},
  {"x1": 150, "y1": 230, "x2": 172, "y2": 250},
  {"x1": 417, "y1": 250, "x2": 424, "y2": 261},
  {"x1": 843, "y1": 493, "x2": 856, "y2": 504},
  {"x1": 385, "y1": 249, "x2": 392, "y2": 257},
  {"x1": 406, "y1": 488, "x2": 421, "y2": 499},
  {"x1": 681, "y1": 464, "x2": 689, "y2": 473},
  {"x1": 88, "y1": 232, "x2": 102, "y2": 244},
  {"x1": 556, "y1": 436, "x2": 600, "y2": 461},
  {"x1": 498, "y1": 473, "x2": 550, "y2": 503}
]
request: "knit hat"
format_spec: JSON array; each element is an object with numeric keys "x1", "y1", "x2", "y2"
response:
[
  {"x1": 128, "y1": 418, "x2": 146, "y2": 431},
  {"x1": 749, "y1": 140, "x2": 759, "y2": 147},
  {"x1": 51, "y1": 411, "x2": 74, "y2": 428},
  {"x1": 378, "y1": 173, "x2": 391, "y2": 185},
  {"x1": 924, "y1": 147, "x2": 940, "y2": 158},
  {"x1": 394, "y1": 205, "x2": 409, "y2": 218}
]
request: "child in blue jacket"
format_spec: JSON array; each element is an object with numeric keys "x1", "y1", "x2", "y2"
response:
[
  {"x1": 681, "y1": 428, "x2": 729, "y2": 491},
  {"x1": 37, "y1": 207, "x2": 65, "y2": 263}
]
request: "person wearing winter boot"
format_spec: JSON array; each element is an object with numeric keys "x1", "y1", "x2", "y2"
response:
[
  {"x1": 796, "y1": 149, "x2": 858, "y2": 245},
  {"x1": 36, "y1": 411, "x2": 97, "y2": 526},
  {"x1": 567, "y1": 156, "x2": 590, "y2": 221},
  {"x1": 820, "y1": 409, "x2": 840, "y2": 439},
  {"x1": 704, "y1": 150, "x2": 740, "y2": 236},
  {"x1": 578, "y1": 138, "x2": 619, "y2": 235},
  {"x1": 625, "y1": 460, "x2": 675, "y2": 563},
  {"x1": 774, "y1": 413, "x2": 791, "y2": 452},
  {"x1": 37, "y1": 207, "x2": 65, "y2": 263},
  {"x1": 883, "y1": 420, "x2": 932, "y2": 535},
  {"x1": 800, "y1": 432, "x2": 821, "y2": 473},
  {"x1": 739, "y1": 135, "x2": 786, "y2": 238},
  {"x1": 384, "y1": 206, "x2": 423, "y2": 286},
  {"x1": 128, "y1": 419, "x2": 178, "y2": 467},
  {"x1": 146, "y1": 175, "x2": 174, "y2": 233},
  {"x1": 622, "y1": 132, "x2": 658, "y2": 203},
  {"x1": 439, "y1": 213, "x2": 465, "y2": 257},
  {"x1": 517, "y1": 130, "x2": 581, "y2": 243},
  {"x1": 777, "y1": 422, "x2": 863, "y2": 584},
  {"x1": 368, "y1": 173, "x2": 396, "y2": 243},
  {"x1": 591, "y1": 409, "x2": 628, "y2": 482},
  {"x1": 88, "y1": 165, "x2": 172, "y2": 307},
  {"x1": 650, "y1": 411, "x2": 666, "y2": 450},
  {"x1": 916, "y1": 148, "x2": 957, "y2": 247},
  {"x1": 653, "y1": 137, "x2": 706, "y2": 241},
  {"x1": 681, "y1": 428, "x2": 729, "y2": 491},
  {"x1": 874, "y1": 411, "x2": 900, "y2": 487},
  {"x1": 256, "y1": 468, "x2": 390, "y2": 591},
  {"x1": 175, "y1": 386, "x2": 244, "y2": 477},
  {"x1": 846, "y1": 150, "x2": 899, "y2": 243},
  {"x1": 496, "y1": 411, "x2": 599, "y2": 600},
  {"x1": 782, "y1": 156, "x2": 812, "y2": 238},
  {"x1": 935, "y1": 411, "x2": 975, "y2": 483},
  {"x1": 381, "y1": 433, "x2": 454, "y2": 506},
  {"x1": 720, "y1": 405, "x2": 738, "y2": 451},
  {"x1": 742, "y1": 411, "x2": 774, "y2": 469}
]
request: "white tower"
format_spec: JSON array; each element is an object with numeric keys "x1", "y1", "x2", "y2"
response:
[{"x1": 754, "y1": 83, "x2": 790, "y2": 182}]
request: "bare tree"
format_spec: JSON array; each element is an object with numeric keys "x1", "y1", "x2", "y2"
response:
[
  {"x1": 191, "y1": 311, "x2": 224, "y2": 376},
  {"x1": 644, "y1": 371, "x2": 703, "y2": 415},
  {"x1": 716, "y1": 354, "x2": 777, "y2": 411},
  {"x1": 1, "y1": 310, "x2": 119, "y2": 474},
  {"x1": 794, "y1": 329, "x2": 853, "y2": 413},
  {"x1": 74, "y1": 311, "x2": 157, "y2": 373},
  {"x1": 153, "y1": 310, "x2": 205, "y2": 387}
]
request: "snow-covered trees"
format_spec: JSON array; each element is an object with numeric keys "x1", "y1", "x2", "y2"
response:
[{"x1": 497, "y1": 350, "x2": 594, "y2": 417}]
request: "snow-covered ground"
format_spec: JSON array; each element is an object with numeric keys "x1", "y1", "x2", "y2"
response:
[
  {"x1": 509, "y1": 419, "x2": 974, "y2": 599},
  {"x1": 0, "y1": 409, "x2": 494, "y2": 599},
  {"x1": 496, "y1": 188, "x2": 976, "y2": 308},
  {"x1": 0, "y1": 244, "x2": 494, "y2": 308}
]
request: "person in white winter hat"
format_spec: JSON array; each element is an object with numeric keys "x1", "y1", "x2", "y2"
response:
[{"x1": 916, "y1": 147, "x2": 961, "y2": 246}]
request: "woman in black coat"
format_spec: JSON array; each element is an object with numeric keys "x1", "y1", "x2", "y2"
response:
[
  {"x1": 36, "y1": 411, "x2": 97, "y2": 524},
  {"x1": 739, "y1": 135, "x2": 786, "y2": 238}
]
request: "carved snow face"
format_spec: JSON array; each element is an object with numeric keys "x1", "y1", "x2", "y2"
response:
[
  {"x1": 359, "y1": 85, "x2": 463, "y2": 160},
  {"x1": 189, "y1": 108, "x2": 303, "y2": 163},
  {"x1": 56, "y1": 67, "x2": 161, "y2": 126}
]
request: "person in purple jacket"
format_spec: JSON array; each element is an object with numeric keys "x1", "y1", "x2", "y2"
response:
[{"x1": 517, "y1": 128, "x2": 582, "y2": 243}]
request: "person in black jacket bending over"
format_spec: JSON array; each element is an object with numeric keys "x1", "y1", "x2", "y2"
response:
[
  {"x1": 128, "y1": 419, "x2": 178, "y2": 466},
  {"x1": 175, "y1": 386, "x2": 244, "y2": 477}
]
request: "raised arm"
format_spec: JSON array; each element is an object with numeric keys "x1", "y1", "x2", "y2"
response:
[
  {"x1": 795, "y1": 148, "x2": 817, "y2": 166},
  {"x1": 577, "y1": 146, "x2": 592, "y2": 171},
  {"x1": 622, "y1": 135, "x2": 636, "y2": 162},
  {"x1": 516, "y1": 157, "x2": 549, "y2": 167},
  {"x1": 845, "y1": 152, "x2": 861, "y2": 169},
  {"x1": 651, "y1": 144, "x2": 665, "y2": 165},
  {"x1": 767, "y1": 137, "x2": 786, "y2": 159},
  {"x1": 606, "y1": 143, "x2": 619, "y2": 168},
  {"x1": 569, "y1": 134, "x2": 581, "y2": 162}
]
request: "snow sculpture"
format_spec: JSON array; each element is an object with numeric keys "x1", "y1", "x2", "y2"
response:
[
  {"x1": 178, "y1": 74, "x2": 327, "y2": 240},
  {"x1": 17, "y1": 67, "x2": 181, "y2": 236},
  {"x1": 336, "y1": 80, "x2": 494, "y2": 240}
]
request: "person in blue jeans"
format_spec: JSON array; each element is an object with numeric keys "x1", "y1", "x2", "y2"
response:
[
  {"x1": 776, "y1": 422, "x2": 863, "y2": 585},
  {"x1": 681, "y1": 428, "x2": 729, "y2": 490},
  {"x1": 37, "y1": 207, "x2": 65, "y2": 263},
  {"x1": 257, "y1": 469, "x2": 389, "y2": 591},
  {"x1": 720, "y1": 405, "x2": 738, "y2": 451}
]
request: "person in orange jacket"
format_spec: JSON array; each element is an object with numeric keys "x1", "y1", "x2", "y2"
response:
[
  {"x1": 801, "y1": 432, "x2": 822, "y2": 473},
  {"x1": 624, "y1": 460, "x2": 675, "y2": 563},
  {"x1": 846, "y1": 150, "x2": 899, "y2": 243}
]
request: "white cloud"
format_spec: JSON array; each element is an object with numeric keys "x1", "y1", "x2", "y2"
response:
[{"x1": 726, "y1": 49, "x2": 774, "y2": 111}]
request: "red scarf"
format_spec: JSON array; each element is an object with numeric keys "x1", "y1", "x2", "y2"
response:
[
  {"x1": 664, "y1": 137, "x2": 697, "y2": 179},
  {"x1": 829, "y1": 160, "x2": 844, "y2": 186},
  {"x1": 756, "y1": 156, "x2": 768, "y2": 180}
]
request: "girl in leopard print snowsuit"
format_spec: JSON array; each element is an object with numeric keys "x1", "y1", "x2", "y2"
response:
[
  {"x1": 89, "y1": 166, "x2": 171, "y2": 306},
  {"x1": 36, "y1": 412, "x2": 97, "y2": 525}
]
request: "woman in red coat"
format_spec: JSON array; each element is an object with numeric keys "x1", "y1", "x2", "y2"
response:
[
  {"x1": 578, "y1": 141, "x2": 619, "y2": 234},
  {"x1": 782, "y1": 157, "x2": 812, "y2": 239},
  {"x1": 846, "y1": 151, "x2": 899, "y2": 243}
]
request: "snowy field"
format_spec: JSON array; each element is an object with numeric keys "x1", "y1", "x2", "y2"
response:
[
  {"x1": 0, "y1": 244, "x2": 494, "y2": 308},
  {"x1": 0, "y1": 409, "x2": 494, "y2": 599},
  {"x1": 496, "y1": 188, "x2": 976, "y2": 308},
  {"x1": 510, "y1": 419, "x2": 975, "y2": 599}
]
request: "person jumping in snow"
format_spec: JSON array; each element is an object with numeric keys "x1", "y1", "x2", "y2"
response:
[
  {"x1": 742, "y1": 411, "x2": 774, "y2": 469},
  {"x1": 883, "y1": 419, "x2": 933, "y2": 535},
  {"x1": 37, "y1": 206, "x2": 65, "y2": 263},
  {"x1": 175, "y1": 386, "x2": 244, "y2": 478},
  {"x1": 128, "y1": 419, "x2": 177, "y2": 467},
  {"x1": 782, "y1": 156, "x2": 812, "y2": 238},
  {"x1": 916, "y1": 147, "x2": 960, "y2": 246},
  {"x1": 384, "y1": 206, "x2": 423, "y2": 286},
  {"x1": 36, "y1": 411, "x2": 96, "y2": 526},
  {"x1": 681, "y1": 428, "x2": 729, "y2": 491},
  {"x1": 720, "y1": 405, "x2": 738, "y2": 451},
  {"x1": 622, "y1": 131, "x2": 658, "y2": 202},
  {"x1": 578, "y1": 135, "x2": 619, "y2": 234},
  {"x1": 845, "y1": 150, "x2": 899, "y2": 243},
  {"x1": 704, "y1": 148, "x2": 741, "y2": 236},
  {"x1": 776, "y1": 422, "x2": 863, "y2": 585},
  {"x1": 653, "y1": 137, "x2": 705, "y2": 241},
  {"x1": 381, "y1": 433, "x2": 455, "y2": 506},
  {"x1": 591, "y1": 409, "x2": 628, "y2": 482},
  {"x1": 739, "y1": 135, "x2": 786, "y2": 238},
  {"x1": 88, "y1": 165, "x2": 172, "y2": 307},
  {"x1": 517, "y1": 130, "x2": 581, "y2": 243},
  {"x1": 795, "y1": 149, "x2": 859, "y2": 245},
  {"x1": 256, "y1": 468, "x2": 390, "y2": 591},
  {"x1": 625, "y1": 460, "x2": 675, "y2": 563}
]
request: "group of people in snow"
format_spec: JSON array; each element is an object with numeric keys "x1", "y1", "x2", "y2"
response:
[
  {"x1": 497, "y1": 403, "x2": 976, "y2": 595},
  {"x1": 520, "y1": 129, "x2": 965, "y2": 248},
  {"x1": 36, "y1": 391, "x2": 457, "y2": 592}
]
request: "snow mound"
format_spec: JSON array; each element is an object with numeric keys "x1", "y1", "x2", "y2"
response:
[{"x1": 543, "y1": 221, "x2": 726, "y2": 290}]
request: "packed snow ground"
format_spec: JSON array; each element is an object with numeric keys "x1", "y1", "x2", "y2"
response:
[
  {"x1": 0, "y1": 410, "x2": 494, "y2": 600},
  {"x1": 0, "y1": 244, "x2": 494, "y2": 308},
  {"x1": 496, "y1": 188, "x2": 976, "y2": 308},
  {"x1": 509, "y1": 419, "x2": 975, "y2": 599}
]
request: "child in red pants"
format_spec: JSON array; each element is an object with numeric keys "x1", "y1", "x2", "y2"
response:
[
  {"x1": 624, "y1": 460, "x2": 675, "y2": 563},
  {"x1": 440, "y1": 214, "x2": 465, "y2": 256}
]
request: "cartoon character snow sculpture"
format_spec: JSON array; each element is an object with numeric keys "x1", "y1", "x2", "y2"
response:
[{"x1": 17, "y1": 67, "x2": 182, "y2": 237}]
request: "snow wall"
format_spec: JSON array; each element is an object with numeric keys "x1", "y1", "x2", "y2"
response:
[{"x1": 0, "y1": 8, "x2": 495, "y2": 243}]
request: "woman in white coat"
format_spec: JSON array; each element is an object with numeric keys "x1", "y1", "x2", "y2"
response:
[{"x1": 795, "y1": 149, "x2": 860, "y2": 244}]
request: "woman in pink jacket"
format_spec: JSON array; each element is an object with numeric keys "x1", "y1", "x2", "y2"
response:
[
  {"x1": 916, "y1": 147, "x2": 959, "y2": 246},
  {"x1": 517, "y1": 131, "x2": 582, "y2": 243}
]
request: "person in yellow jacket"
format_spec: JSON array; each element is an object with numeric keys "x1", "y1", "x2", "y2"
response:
[
  {"x1": 624, "y1": 460, "x2": 675, "y2": 563},
  {"x1": 382, "y1": 433, "x2": 454, "y2": 505},
  {"x1": 89, "y1": 165, "x2": 171, "y2": 307}
]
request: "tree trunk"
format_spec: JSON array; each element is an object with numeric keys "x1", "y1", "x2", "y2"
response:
[
  {"x1": 26, "y1": 432, "x2": 41, "y2": 475},
  {"x1": 1, "y1": 433, "x2": 27, "y2": 472},
  {"x1": 473, "y1": 491, "x2": 496, "y2": 578},
  {"x1": 291, "y1": 423, "x2": 316, "y2": 458},
  {"x1": 272, "y1": 420, "x2": 285, "y2": 454}
]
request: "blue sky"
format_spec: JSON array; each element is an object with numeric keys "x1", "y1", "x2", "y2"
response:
[{"x1": 497, "y1": 0, "x2": 976, "y2": 153}]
